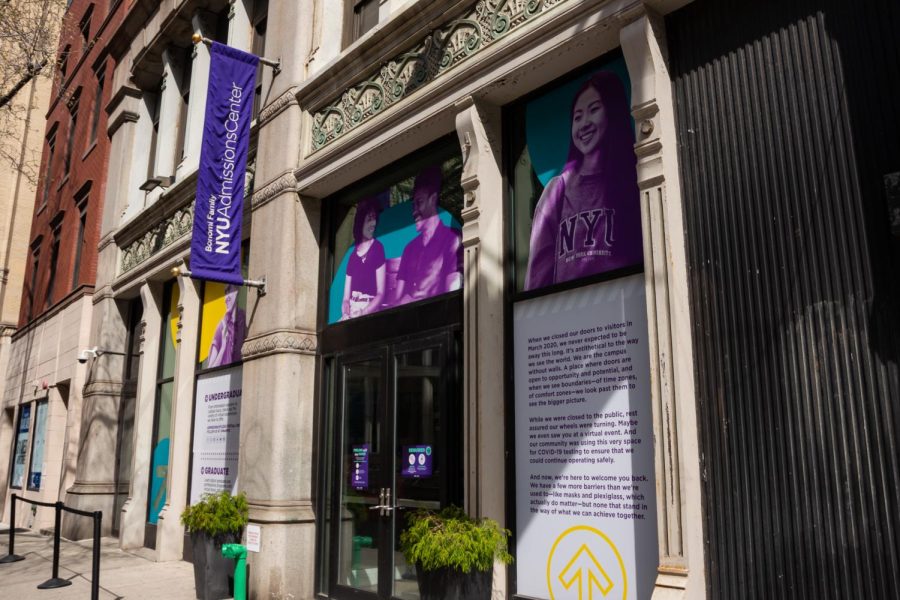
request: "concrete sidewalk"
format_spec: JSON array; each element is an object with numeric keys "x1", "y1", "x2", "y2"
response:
[{"x1": 0, "y1": 525, "x2": 196, "y2": 599}]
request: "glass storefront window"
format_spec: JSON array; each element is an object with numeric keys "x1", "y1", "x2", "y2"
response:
[
  {"x1": 148, "y1": 281, "x2": 178, "y2": 525},
  {"x1": 27, "y1": 400, "x2": 49, "y2": 490},
  {"x1": 10, "y1": 404, "x2": 32, "y2": 489},
  {"x1": 508, "y1": 53, "x2": 642, "y2": 294},
  {"x1": 327, "y1": 140, "x2": 464, "y2": 323}
]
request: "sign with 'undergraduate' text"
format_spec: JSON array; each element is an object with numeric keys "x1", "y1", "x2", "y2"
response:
[{"x1": 190, "y1": 365, "x2": 242, "y2": 504}]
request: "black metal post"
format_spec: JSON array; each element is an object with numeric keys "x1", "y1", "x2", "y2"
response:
[
  {"x1": 91, "y1": 511, "x2": 101, "y2": 600},
  {"x1": 37, "y1": 501, "x2": 71, "y2": 589},
  {"x1": 0, "y1": 493, "x2": 25, "y2": 563}
]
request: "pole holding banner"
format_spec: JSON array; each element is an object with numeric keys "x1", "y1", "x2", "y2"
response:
[
  {"x1": 192, "y1": 34, "x2": 281, "y2": 73},
  {"x1": 172, "y1": 264, "x2": 266, "y2": 296}
]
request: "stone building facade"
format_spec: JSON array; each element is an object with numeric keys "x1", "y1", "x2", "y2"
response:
[{"x1": 59, "y1": 0, "x2": 900, "y2": 599}]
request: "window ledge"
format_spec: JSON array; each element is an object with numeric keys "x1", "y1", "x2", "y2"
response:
[{"x1": 82, "y1": 140, "x2": 97, "y2": 161}]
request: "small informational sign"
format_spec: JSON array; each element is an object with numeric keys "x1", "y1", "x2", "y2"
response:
[
  {"x1": 351, "y1": 444, "x2": 370, "y2": 490},
  {"x1": 245, "y1": 524, "x2": 261, "y2": 553},
  {"x1": 401, "y1": 445, "x2": 433, "y2": 478},
  {"x1": 190, "y1": 365, "x2": 242, "y2": 504}
]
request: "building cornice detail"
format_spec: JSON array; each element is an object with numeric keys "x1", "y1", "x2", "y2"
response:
[
  {"x1": 119, "y1": 203, "x2": 193, "y2": 275},
  {"x1": 251, "y1": 171, "x2": 298, "y2": 211},
  {"x1": 258, "y1": 88, "x2": 299, "y2": 127},
  {"x1": 310, "y1": 0, "x2": 568, "y2": 151},
  {"x1": 242, "y1": 329, "x2": 318, "y2": 360}
]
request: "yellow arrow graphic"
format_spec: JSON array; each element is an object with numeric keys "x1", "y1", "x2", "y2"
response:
[{"x1": 558, "y1": 544, "x2": 614, "y2": 600}]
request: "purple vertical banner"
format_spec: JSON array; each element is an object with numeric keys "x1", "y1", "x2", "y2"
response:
[{"x1": 191, "y1": 42, "x2": 259, "y2": 285}]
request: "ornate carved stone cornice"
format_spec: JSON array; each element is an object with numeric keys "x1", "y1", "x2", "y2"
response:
[
  {"x1": 119, "y1": 203, "x2": 193, "y2": 275},
  {"x1": 310, "y1": 0, "x2": 569, "y2": 151},
  {"x1": 242, "y1": 329, "x2": 318, "y2": 360},
  {"x1": 251, "y1": 172, "x2": 299, "y2": 211},
  {"x1": 258, "y1": 87, "x2": 299, "y2": 127}
]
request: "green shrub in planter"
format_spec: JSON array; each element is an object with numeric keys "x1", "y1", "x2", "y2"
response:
[
  {"x1": 181, "y1": 492, "x2": 249, "y2": 600},
  {"x1": 400, "y1": 506, "x2": 513, "y2": 600}
]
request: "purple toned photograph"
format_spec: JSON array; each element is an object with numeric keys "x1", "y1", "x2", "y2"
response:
[
  {"x1": 341, "y1": 194, "x2": 388, "y2": 320},
  {"x1": 207, "y1": 284, "x2": 247, "y2": 367},
  {"x1": 524, "y1": 71, "x2": 642, "y2": 291},
  {"x1": 393, "y1": 166, "x2": 462, "y2": 305},
  {"x1": 330, "y1": 164, "x2": 463, "y2": 323}
]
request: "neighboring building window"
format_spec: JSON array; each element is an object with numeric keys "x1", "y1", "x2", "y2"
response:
[
  {"x1": 349, "y1": 0, "x2": 378, "y2": 44},
  {"x1": 251, "y1": 0, "x2": 268, "y2": 118},
  {"x1": 88, "y1": 65, "x2": 105, "y2": 146},
  {"x1": 41, "y1": 126, "x2": 58, "y2": 207},
  {"x1": 45, "y1": 224, "x2": 61, "y2": 307},
  {"x1": 79, "y1": 5, "x2": 93, "y2": 49},
  {"x1": 63, "y1": 94, "x2": 80, "y2": 177},
  {"x1": 72, "y1": 188, "x2": 89, "y2": 288},
  {"x1": 26, "y1": 242, "x2": 41, "y2": 321},
  {"x1": 27, "y1": 401, "x2": 49, "y2": 491},
  {"x1": 174, "y1": 54, "x2": 191, "y2": 164},
  {"x1": 58, "y1": 45, "x2": 71, "y2": 80},
  {"x1": 9, "y1": 404, "x2": 31, "y2": 489}
]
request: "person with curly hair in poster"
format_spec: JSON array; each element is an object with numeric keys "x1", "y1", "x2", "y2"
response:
[
  {"x1": 341, "y1": 193, "x2": 388, "y2": 319},
  {"x1": 524, "y1": 71, "x2": 643, "y2": 291}
]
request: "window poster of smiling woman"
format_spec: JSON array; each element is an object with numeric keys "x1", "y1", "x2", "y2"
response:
[{"x1": 511, "y1": 55, "x2": 642, "y2": 293}]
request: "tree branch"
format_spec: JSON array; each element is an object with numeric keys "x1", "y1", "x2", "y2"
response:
[{"x1": 0, "y1": 58, "x2": 47, "y2": 110}]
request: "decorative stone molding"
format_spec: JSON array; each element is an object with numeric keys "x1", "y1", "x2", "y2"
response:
[
  {"x1": 119, "y1": 203, "x2": 193, "y2": 274},
  {"x1": 83, "y1": 380, "x2": 127, "y2": 398},
  {"x1": 242, "y1": 329, "x2": 318, "y2": 359},
  {"x1": 311, "y1": 0, "x2": 569, "y2": 151},
  {"x1": 98, "y1": 231, "x2": 117, "y2": 252},
  {"x1": 258, "y1": 87, "x2": 299, "y2": 127},
  {"x1": 251, "y1": 171, "x2": 299, "y2": 210},
  {"x1": 248, "y1": 498, "x2": 316, "y2": 524}
]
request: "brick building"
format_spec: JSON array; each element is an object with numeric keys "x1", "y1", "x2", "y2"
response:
[{"x1": 1, "y1": 0, "x2": 126, "y2": 536}]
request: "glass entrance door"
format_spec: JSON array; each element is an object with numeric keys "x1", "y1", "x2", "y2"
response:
[{"x1": 329, "y1": 331, "x2": 460, "y2": 600}]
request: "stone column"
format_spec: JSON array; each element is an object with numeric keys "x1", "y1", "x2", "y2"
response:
[
  {"x1": 227, "y1": 0, "x2": 254, "y2": 51},
  {"x1": 239, "y1": 108, "x2": 315, "y2": 597},
  {"x1": 154, "y1": 275, "x2": 200, "y2": 561},
  {"x1": 454, "y1": 96, "x2": 507, "y2": 596},
  {"x1": 105, "y1": 85, "x2": 145, "y2": 222},
  {"x1": 620, "y1": 9, "x2": 706, "y2": 600},
  {"x1": 62, "y1": 81, "x2": 145, "y2": 537},
  {"x1": 119, "y1": 282, "x2": 162, "y2": 549},
  {"x1": 178, "y1": 11, "x2": 214, "y2": 178},
  {"x1": 154, "y1": 47, "x2": 184, "y2": 181},
  {"x1": 62, "y1": 295, "x2": 129, "y2": 539}
]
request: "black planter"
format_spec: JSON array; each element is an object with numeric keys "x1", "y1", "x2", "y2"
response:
[
  {"x1": 416, "y1": 566, "x2": 492, "y2": 600},
  {"x1": 190, "y1": 531, "x2": 240, "y2": 600}
]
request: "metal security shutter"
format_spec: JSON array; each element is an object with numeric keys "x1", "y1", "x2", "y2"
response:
[{"x1": 667, "y1": 0, "x2": 900, "y2": 597}]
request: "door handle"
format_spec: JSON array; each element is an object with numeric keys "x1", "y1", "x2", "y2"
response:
[
  {"x1": 368, "y1": 488, "x2": 387, "y2": 511},
  {"x1": 381, "y1": 488, "x2": 391, "y2": 517}
]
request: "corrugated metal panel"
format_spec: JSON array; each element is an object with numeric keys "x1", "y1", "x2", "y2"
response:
[{"x1": 667, "y1": 0, "x2": 900, "y2": 597}]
